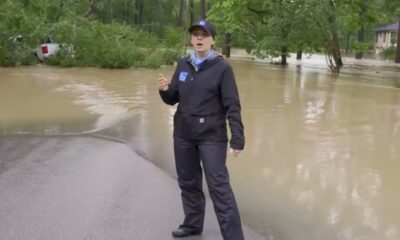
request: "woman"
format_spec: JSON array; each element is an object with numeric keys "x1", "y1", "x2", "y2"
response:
[{"x1": 158, "y1": 19, "x2": 245, "y2": 240}]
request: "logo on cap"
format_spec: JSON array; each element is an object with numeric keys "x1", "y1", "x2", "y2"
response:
[{"x1": 199, "y1": 20, "x2": 206, "y2": 26}]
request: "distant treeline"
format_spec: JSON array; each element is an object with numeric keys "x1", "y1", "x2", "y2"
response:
[{"x1": 0, "y1": 0, "x2": 399, "y2": 69}]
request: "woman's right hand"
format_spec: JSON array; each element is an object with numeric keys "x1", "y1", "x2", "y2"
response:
[{"x1": 158, "y1": 74, "x2": 170, "y2": 91}]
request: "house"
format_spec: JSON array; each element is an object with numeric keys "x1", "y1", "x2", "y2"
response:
[{"x1": 374, "y1": 22, "x2": 399, "y2": 54}]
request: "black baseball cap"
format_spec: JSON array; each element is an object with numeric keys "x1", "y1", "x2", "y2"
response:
[{"x1": 188, "y1": 19, "x2": 216, "y2": 38}]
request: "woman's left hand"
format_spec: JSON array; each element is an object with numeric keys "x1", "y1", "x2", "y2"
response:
[{"x1": 230, "y1": 148, "x2": 241, "y2": 157}]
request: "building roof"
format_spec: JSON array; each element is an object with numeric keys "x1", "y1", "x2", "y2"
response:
[{"x1": 374, "y1": 22, "x2": 399, "y2": 32}]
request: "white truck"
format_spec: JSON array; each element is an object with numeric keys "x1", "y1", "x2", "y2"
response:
[{"x1": 35, "y1": 42, "x2": 60, "y2": 61}]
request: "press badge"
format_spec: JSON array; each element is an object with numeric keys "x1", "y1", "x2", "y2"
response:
[{"x1": 179, "y1": 71, "x2": 188, "y2": 82}]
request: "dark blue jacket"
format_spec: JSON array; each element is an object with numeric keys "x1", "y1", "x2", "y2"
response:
[{"x1": 160, "y1": 55, "x2": 245, "y2": 150}]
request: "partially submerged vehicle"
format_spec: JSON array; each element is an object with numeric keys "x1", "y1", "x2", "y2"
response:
[{"x1": 34, "y1": 37, "x2": 60, "y2": 61}]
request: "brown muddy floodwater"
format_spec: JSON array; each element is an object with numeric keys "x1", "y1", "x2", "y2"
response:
[{"x1": 1, "y1": 58, "x2": 400, "y2": 240}]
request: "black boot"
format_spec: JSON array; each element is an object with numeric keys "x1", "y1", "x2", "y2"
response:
[{"x1": 171, "y1": 228, "x2": 202, "y2": 238}]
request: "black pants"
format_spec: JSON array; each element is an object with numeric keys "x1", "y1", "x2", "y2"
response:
[{"x1": 174, "y1": 136, "x2": 244, "y2": 240}]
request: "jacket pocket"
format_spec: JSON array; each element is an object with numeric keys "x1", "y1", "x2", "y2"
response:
[
  {"x1": 200, "y1": 114, "x2": 226, "y2": 137},
  {"x1": 173, "y1": 112, "x2": 194, "y2": 138}
]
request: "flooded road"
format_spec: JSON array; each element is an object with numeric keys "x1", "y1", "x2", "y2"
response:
[{"x1": 1, "y1": 58, "x2": 400, "y2": 240}]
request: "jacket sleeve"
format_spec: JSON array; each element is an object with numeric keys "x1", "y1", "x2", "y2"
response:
[
  {"x1": 221, "y1": 65, "x2": 245, "y2": 150},
  {"x1": 159, "y1": 64, "x2": 180, "y2": 105}
]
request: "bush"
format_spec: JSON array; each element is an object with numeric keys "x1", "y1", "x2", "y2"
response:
[
  {"x1": 161, "y1": 49, "x2": 180, "y2": 65},
  {"x1": 0, "y1": 2, "x2": 184, "y2": 69},
  {"x1": 0, "y1": 35, "x2": 37, "y2": 66},
  {"x1": 351, "y1": 42, "x2": 371, "y2": 54},
  {"x1": 0, "y1": 47, "x2": 17, "y2": 66},
  {"x1": 136, "y1": 48, "x2": 180, "y2": 69},
  {"x1": 44, "y1": 47, "x2": 76, "y2": 67},
  {"x1": 164, "y1": 27, "x2": 185, "y2": 49},
  {"x1": 380, "y1": 46, "x2": 396, "y2": 60},
  {"x1": 57, "y1": 19, "x2": 165, "y2": 69},
  {"x1": 139, "y1": 49, "x2": 164, "y2": 69}
]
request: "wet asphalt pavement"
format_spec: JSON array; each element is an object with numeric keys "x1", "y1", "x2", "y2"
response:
[{"x1": 0, "y1": 136, "x2": 265, "y2": 240}]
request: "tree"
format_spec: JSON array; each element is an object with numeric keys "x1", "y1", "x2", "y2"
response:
[
  {"x1": 288, "y1": 0, "x2": 326, "y2": 59},
  {"x1": 329, "y1": 0, "x2": 343, "y2": 66},
  {"x1": 338, "y1": 0, "x2": 380, "y2": 59},
  {"x1": 83, "y1": 0, "x2": 98, "y2": 18},
  {"x1": 178, "y1": 0, "x2": 185, "y2": 27},
  {"x1": 200, "y1": 0, "x2": 206, "y2": 19},
  {"x1": 381, "y1": 0, "x2": 400, "y2": 63},
  {"x1": 208, "y1": 0, "x2": 343, "y2": 67},
  {"x1": 207, "y1": 0, "x2": 249, "y2": 57},
  {"x1": 396, "y1": 17, "x2": 400, "y2": 63},
  {"x1": 189, "y1": 0, "x2": 194, "y2": 26}
]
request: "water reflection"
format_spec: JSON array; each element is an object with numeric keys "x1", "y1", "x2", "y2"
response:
[
  {"x1": 227, "y1": 60, "x2": 400, "y2": 239},
  {"x1": 0, "y1": 62, "x2": 400, "y2": 239}
]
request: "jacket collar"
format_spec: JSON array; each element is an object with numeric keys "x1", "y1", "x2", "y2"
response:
[{"x1": 185, "y1": 54, "x2": 223, "y2": 71}]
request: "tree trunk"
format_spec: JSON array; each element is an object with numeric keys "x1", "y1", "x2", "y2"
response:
[
  {"x1": 296, "y1": 50, "x2": 303, "y2": 60},
  {"x1": 331, "y1": 33, "x2": 343, "y2": 66},
  {"x1": 222, "y1": 33, "x2": 231, "y2": 57},
  {"x1": 327, "y1": 0, "x2": 343, "y2": 67},
  {"x1": 189, "y1": 0, "x2": 194, "y2": 26},
  {"x1": 281, "y1": 46, "x2": 288, "y2": 65},
  {"x1": 355, "y1": 26, "x2": 364, "y2": 59},
  {"x1": 178, "y1": 0, "x2": 184, "y2": 27},
  {"x1": 134, "y1": 0, "x2": 143, "y2": 25},
  {"x1": 200, "y1": 0, "x2": 206, "y2": 19},
  {"x1": 395, "y1": 19, "x2": 400, "y2": 63},
  {"x1": 345, "y1": 32, "x2": 350, "y2": 55},
  {"x1": 83, "y1": 0, "x2": 97, "y2": 17}
]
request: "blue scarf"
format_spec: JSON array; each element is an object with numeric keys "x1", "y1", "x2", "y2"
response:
[{"x1": 189, "y1": 49, "x2": 217, "y2": 71}]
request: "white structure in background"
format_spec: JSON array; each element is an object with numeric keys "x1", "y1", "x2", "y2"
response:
[{"x1": 374, "y1": 22, "x2": 398, "y2": 54}]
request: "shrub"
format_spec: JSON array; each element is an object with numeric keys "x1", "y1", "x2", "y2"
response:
[
  {"x1": 140, "y1": 49, "x2": 164, "y2": 69},
  {"x1": 0, "y1": 2, "x2": 184, "y2": 69},
  {"x1": 44, "y1": 47, "x2": 76, "y2": 67},
  {"x1": 160, "y1": 49, "x2": 180, "y2": 65},
  {"x1": 380, "y1": 46, "x2": 396, "y2": 60},
  {"x1": 0, "y1": 35, "x2": 37, "y2": 66},
  {"x1": 0, "y1": 48, "x2": 17, "y2": 66},
  {"x1": 164, "y1": 27, "x2": 185, "y2": 49}
]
